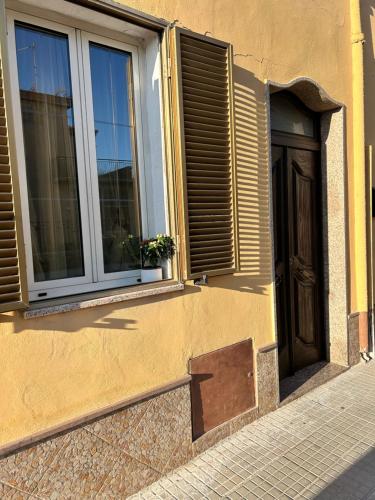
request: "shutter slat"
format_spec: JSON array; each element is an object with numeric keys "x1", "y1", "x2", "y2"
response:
[
  {"x1": 181, "y1": 37, "x2": 227, "y2": 59},
  {"x1": 183, "y1": 99, "x2": 229, "y2": 115},
  {"x1": 192, "y1": 262, "x2": 230, "y2": 272},
  {"x1": 185, "y1": 120, "x2": 229, "y2": 134},
  {"x1": 182, "y1": 66, "x2": 228, "y2": 86},
  {"x1": 0, "y1": 274, "x2": 19, "y2": 285},
  {"x1": 190, "y1": 221, "x2": 232, "y2": 229},
  {"x1": 179, "y1": 48, "x2": 227, "y2": 68},
  {"x1": 191, "y1": 241, "x2": 232, "y2": 249},
  {"x1": 0, "y1": 173, "x2": 11, "y2": 183},
  {"x1": 0, "y1": 291, "x2": 21, "y2": 303},
  {"x1": 182, "y1": 77, "x2": 228, "y2": 95},
  {"x1": 0, "y1": 183, "x2": 12, "y2": 193},
  {"x1": 186, "y1": 154, "x2": 230, "y2": 162},
  {"x1": 0, "y1": 154, "x2": 9, "y2": 164},
  {"x1": 189, "y1": 196, "x2": 231, "y2": 205},
  {"x1": 0, "y1": 54, "x2": 23, "y2": 310},
  {"x1": 191, "y1": 255, "x2": 233, "y2": 266},
  {"x1": 0, "y1": 220, "x2": 15, "y2": 230},
  {"x1": 184, "y1": 106, "x2": 229, "y2": 122},
  {"x1": 0, "y1": 211, "x2": 15, "y2": 220},
  {"x1": 0, "y1": 247, "x2": 17, "y2": 257},
  {"x1": 185, "y1": 114, "x2": 229, "y2": 128},
  {"x1": 0, "y1": 257, "x2": 18, "y2": 268},
  {"x1": 0, "y1": 165, "x2": 10, "y2": 175},
  {"x1": 0, "y1": 236, "x2": 16, "y2": 246},
  {"x1": 191, "y1": 251, "x2": 233, "y2": 260},
  {"x1": 0, "y1": 202, "x2": 14, "y2": 211},
  {"x1": 0, "y1": 265, "x2": 20, "y2": 277},
  {"x1": 187, "y1": 161, "x2": 229, "y2": 170},
  {"x1": 188, "y1": 169, "x2": 230, "y2": 178},
  {"x1": 185, "y1": 131, "x2": 229, "y2": 143},
  {"x1": 0, "y1": 282, "x2": 20, "y2": 294}
]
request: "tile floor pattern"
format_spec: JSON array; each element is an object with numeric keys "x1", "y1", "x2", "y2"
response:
[{"x1": 132, "y1": 361, "x2": 375, "y2": 499}]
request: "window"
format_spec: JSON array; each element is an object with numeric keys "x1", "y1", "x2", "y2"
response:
[
  {"x1": 7, "y1": 11, "x2": 168, "y2": 301},
  {"x1": 270, "y1": 92, "x2": 315, "y2": 138}
]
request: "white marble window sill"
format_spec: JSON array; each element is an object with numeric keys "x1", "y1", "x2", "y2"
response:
[{"x1": 23, "y1": 282, "x2": 184, "y2": 319}]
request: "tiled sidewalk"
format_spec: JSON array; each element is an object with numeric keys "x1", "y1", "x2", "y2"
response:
[{"x1": 131, "y1": 361, "x2": 375, "y2": 499}]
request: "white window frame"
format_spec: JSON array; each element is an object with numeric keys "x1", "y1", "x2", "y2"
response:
[{"x1": 6, "y1": 10, "x2": 161, "y2": 301}]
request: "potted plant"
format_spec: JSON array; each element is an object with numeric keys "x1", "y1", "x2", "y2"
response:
[
  {"x1": 119, "y1": 234, "x2": 141, "y2": 270},
  {"x1": 141, "y1": 234, "x2": 175, "y2": 283}
]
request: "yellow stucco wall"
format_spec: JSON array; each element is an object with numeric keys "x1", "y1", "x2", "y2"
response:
[{"x1": 0, "y1": 0, "x2": 354, "y2": 446}]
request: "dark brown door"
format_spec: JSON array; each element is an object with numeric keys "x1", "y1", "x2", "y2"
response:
[{"x1": 272, "y1": 143, "x2": 325, "y2": 379}]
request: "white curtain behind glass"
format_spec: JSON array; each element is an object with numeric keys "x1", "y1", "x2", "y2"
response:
[{"x1": 15, "y1": 23, "x2": 84, "y2": 282}]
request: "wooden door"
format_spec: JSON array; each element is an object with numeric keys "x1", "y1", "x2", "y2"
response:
[{"x1": 272, "y1": 144, "x2": 325, "y2": 379}]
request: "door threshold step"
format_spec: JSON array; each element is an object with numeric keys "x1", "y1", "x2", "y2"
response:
[{"x1": 279, "y1": 361, "x2": 348, "y2": 406}]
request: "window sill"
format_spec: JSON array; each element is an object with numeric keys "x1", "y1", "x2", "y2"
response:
[{"x1": 23, "y1": 281, "x2": 184, "y2": 319}]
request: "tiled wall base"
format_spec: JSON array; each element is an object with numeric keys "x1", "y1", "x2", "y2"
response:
[
  {"x1": 358, "y1": 311, "x2": 369, "y2": 353},
  {"x1": 0, "y1": 383, "x2": 192, "y2": 499},
  {"x1": 348, "y1": 312, "x2": 361, "y2": 365},
  {"x1": 192, "y1": 406, "x2": 259, "y2": 456},
  {"x1": 257, "y1": 343, "x2": 279, "y2": 416}
]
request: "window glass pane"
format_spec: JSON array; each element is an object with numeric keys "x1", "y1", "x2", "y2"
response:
[
  {"x1": 15, "y1": 23, "x2": 84, "y2": 282},
  {"x1": 89, "y1": 42, "x2": 141, "y2": 273},
  {"x1": 271, "y1": 93, "x2": 315, "y2": 137}
]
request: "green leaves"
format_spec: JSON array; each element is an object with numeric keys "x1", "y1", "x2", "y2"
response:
[{"x1": 141, "y1": 234, "x2": 175, "y2": 269}]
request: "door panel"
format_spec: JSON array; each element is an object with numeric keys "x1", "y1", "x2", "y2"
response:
[
  {"x1": 288, "y1": 148, "x2": 323, "y2": 371},
  {"x1": 272, "y1": 143, "x2": 324, "y2": 379},
  {"x1": 292, "y1": 161, "x2": 314, "y2": 266},
  {"x1": 272, "y1": 145, "x2": 291, "y2": 380},
  {"x1": 295, "y1": 281, "x2": 315, "y2": 344}
]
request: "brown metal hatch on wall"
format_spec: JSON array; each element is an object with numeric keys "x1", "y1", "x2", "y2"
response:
[{"x1": 189, "y1": 339, "x2": 255, "y2": 440}]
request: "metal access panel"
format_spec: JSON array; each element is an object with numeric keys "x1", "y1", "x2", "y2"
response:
[{"x1": 189, "y1": 339, "x2": 255, "y2": 440}]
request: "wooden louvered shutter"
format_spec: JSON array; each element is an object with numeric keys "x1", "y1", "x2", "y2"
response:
[
  {"x1": 170, "y1": 28, "x2": 236, "y2": 279},
  {"x1": 0, "y1": 42, "x2": 26, "y2": 311}
]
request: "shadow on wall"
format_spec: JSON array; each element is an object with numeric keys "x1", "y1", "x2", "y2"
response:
[
  {"x1": 212, "y1": 66, "x2": 273, "y2": 295},
  {"x1": 0, "y1": 290, "x2": 187, "y2": 334}
]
